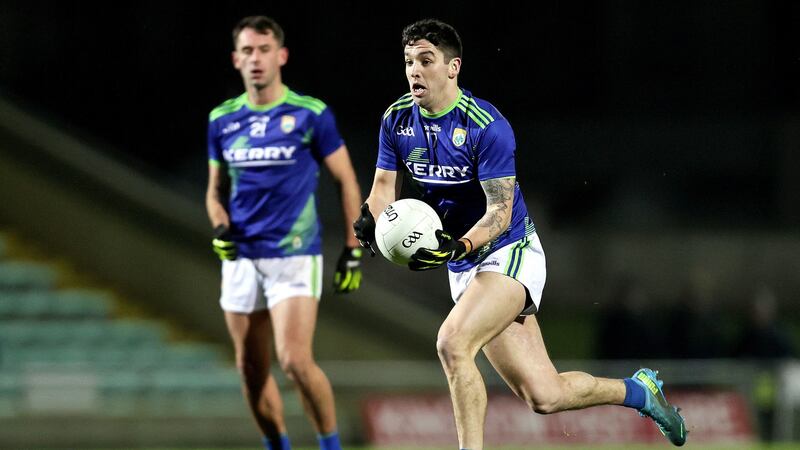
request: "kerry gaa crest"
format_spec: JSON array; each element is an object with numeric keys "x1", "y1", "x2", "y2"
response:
[
  {"x1": 281, "y1": 115, "x2": 296, "y2": 133},
  {"x1": 452, "y1": 127, "x2": 466, "y2": 147}
]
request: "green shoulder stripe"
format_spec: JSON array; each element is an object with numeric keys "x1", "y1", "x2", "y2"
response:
[
  {"x1": 464, "y1": 97, "x2": 495, "y2": 124},
  {"x1": 209, "y1": 93, "x2": 247, "y2": 122},
  {"x1": 389, "y1": 93, "x2": 412, "y2": 107},
  {"x1": 456, "y1": 103, "x2": 489, "y2": 129},
  {"x1": 286, "y1": 91, "x2": 326, "y2": 115},
  {"x1": 383, "y1": 93, "x2": 414, "y2": 119},
  {"x1": 290, "y1": 92, "x2": 326, "y2": 109}
]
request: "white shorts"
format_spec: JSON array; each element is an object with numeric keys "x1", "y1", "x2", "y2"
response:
[
  {"x1": 219, "y1": 255, "x2": 323, "y2": 313},
  {"x1": 448, "y1": 233, "x2": 546, "y2": 316}
]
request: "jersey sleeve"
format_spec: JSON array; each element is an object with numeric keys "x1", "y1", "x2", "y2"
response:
[
  {"x1": 207, "y1": 119, "x2": 223, "y2": 165},
  {"x1": 376, "y1": 118, "x2": 399, "y2": 170},
  {"x1": 311, "y1": 107, "x2": 345, "y2": 160},
  {"x1": 476, "y1": 119, "x2": 517, "y2": 181}
]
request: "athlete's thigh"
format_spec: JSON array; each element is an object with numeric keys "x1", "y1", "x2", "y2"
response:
[
  {"x1": 262, "y1": 254, "x2": 322, "y2": 354},
  {"x1": 224, "y1": 310, "x2": 274, "y2": 364},
  {"x1": 269, "y1": 296, "x2": 319, "y2": 355},
  {"x1": 261, "y1": 255, "x2": 323, "y2": 309},
  {"x1": 440, "y1": 271, "x2": 527, "y2": 352},
  {"x1": 482, "y1": 313, "x2": 560, "y2": 396}
]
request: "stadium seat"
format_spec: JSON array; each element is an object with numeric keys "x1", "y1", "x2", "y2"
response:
[
  {"x1": 0, "y1": 290, "x2": 112, "y2": 320},
  {"x1": 148, "y1": 367, "x2": 242, "y2": 416},
  {"x1": 163, "y1": 343, "x2": 226, "y2": 364},
  {"x1": 0, "y1": 235, "x2": 241, "y2": 425},
  {"x1": 0, "y1": 372, "x2": 22, "y2": 417},
  {"x1": 1, "y1": 342, "x2": 224, "y2": 370},
  {"x1": 0, "y1": 319, "x2": 166, "y2": 347},
  {"x1": 54, "y1": 290, "x2": 113, "y2": 318},
  {"x1": 0, "y1": 262, "x2": 57, "y2": 291},
  {"x1": 97, "y1": 370, "x2": 149, "y2": 416}
]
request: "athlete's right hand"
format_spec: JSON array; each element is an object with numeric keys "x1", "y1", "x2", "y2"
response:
[
  {"x1": 353, "y1": 203, "x2": 376, "y2": 256},
  {"x1": 211, "y1": 225, "x2": 237, "y2": 261}
]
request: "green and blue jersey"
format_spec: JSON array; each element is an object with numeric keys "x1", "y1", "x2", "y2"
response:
[
  {"x1": 208, "y1": 86, "x2": 342, "y2": 258},
  {"x1": 377, "y1": 88, "x2": 535, "y2": 272}
]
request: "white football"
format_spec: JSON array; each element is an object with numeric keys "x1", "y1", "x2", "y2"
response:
[{"x1": 375, "y1": 198, "x2": 443, "y2": 266}]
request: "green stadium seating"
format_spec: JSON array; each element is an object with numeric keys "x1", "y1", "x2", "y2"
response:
[
  {"x1": 0, "y1": 373, "x2": 22, "y2": 417},
  {"x1": 1, "y1": 343, "x2": 225, "y2": 369},
  {"x1": 0, "y1": 262, "x2": 56, "y2": 291},
  {"x1": 0, "y1": 319, "x2": 166, "y2": 347},
  {"x1": 0, "y1": 236, "x2": 240, "y2": 422},
  {"x1": 0, "y1": 290, "x2": 112, "y2": 319},
  {"x1": 98, "y1": 370, "x2": 149, "y2": 416},
  {"x1": 147, "y1": 367, "x2": 242, "y2": 416}
]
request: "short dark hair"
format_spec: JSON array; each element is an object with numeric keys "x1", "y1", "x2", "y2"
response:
[
  {"x1": 402, "y1": 19, "x2": 462, "y2": 61},
  {"x1": 232, "y1": 16, "x2": 285, "y2": 49}
]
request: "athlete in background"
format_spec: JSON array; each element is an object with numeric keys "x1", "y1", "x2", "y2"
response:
[
  {"x1": 206, "y1": 15, "x2": 361, "y2": 450},
  {"x1": 354, "y1": 18, "x2": 686, "y2": 449}
]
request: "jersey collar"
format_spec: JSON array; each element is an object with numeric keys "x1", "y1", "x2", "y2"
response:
[
  {"x1": 244, "y1": 85, "x2": 289, "y2": 112},
  {"x1": 420, "y1": 88, "x2": 463, "y2": 119}
]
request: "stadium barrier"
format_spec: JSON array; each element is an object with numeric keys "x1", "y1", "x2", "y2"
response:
[{"x1": 1, "y1": 358, "x2": 797, "y2": 448}]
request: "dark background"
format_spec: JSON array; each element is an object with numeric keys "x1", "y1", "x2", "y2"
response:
[{"x1": 1, "y1": 0, "x2": 799, "y2": 231}]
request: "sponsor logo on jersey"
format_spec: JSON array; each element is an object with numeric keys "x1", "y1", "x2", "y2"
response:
[
  {"x1": 223, "y1": 146, "x2": 297, "y2": 166},
  {"x1": 405, "y1": 162, "x2": 470, "y2": 180},
  {"x1": 452, "y1": 127, "x2": 466, "y2": 147},
  {"x1": 249, "y1": 116, "x2": 270, "y2": 138},
  {"x1": 396, "y1": 125, "x2": 415, "y2": 137},
  {"x1": 222, "y1": 121, "x2": 241, "y2": 135},
  {"x1": 280, "y1": 115, "x2": 296, "y2": 133},
  {"x1": 479, "y1": 260, "x2": 500, "y2": 268},
  {"x1": 424, "y1": 124, "x2": 442, "y2": 133}
]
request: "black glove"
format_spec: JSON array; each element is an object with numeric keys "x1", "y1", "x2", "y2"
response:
[
  {"x1": 211, "y1": 225, "x2": 237, "y2": 261},
  {"x1": 333, "y1": 247, "x2": 363, "y2": 293},
  {"x1": 352, "y1": 203, "x2": 376, "y2": 256},
  {"x1": 408, "y1": 230, "x2": 468, "y2": 271}
]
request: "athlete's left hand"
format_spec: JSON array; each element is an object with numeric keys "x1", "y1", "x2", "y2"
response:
[
  {"x1": 333, "y1": 246, "x2": 363, "y2": 293},
  {"x1": 409, "y1": 230, "x2": 468, "y2": 271},
  {"x1": 211, "y1": 225, "x2": 237, "y2": 261}
]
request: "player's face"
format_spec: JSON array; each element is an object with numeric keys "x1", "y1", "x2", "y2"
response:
[
  {"x1": 404, "y1": 39, "x2": 459, "y2": 112},
  {"x1": 232, "y1": 28, "x2": 287, "y2": 91}
]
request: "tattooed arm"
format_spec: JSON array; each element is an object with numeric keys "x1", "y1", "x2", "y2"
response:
[{"x1": 458, "y1": 176, "x2": 516, "y2": 254}]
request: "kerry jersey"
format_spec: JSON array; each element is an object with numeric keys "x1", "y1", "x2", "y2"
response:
[
  {"x1": 208, "y1": 86, "x2": 343, "y2": 258},
  {"x1": 377, "y1": 88, "x2": 535, "y2": 272}
]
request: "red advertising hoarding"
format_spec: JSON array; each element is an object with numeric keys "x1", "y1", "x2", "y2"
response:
[{"x1": 362, "y1": 390, "x2": 753, "y2": 446}]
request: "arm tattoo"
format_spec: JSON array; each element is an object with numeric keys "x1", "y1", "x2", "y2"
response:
[{"x1": 477, "y1": 177, "x2": 515, "y2": 237}]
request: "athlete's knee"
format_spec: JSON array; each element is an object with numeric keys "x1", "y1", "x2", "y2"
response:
[
  {"x1": 515, "y1": 383, "x2": 562, "y2": 414},
  {"x1": 530, "y1": 394, "x2": 562, "y2": 415},
  {"x1": 236, "y1": 354, "x2": 269, "y2": 380},
  {"x1": 525, "y1": 374, "x2": 578, "y2": 414},
  {"x1": 236, "y1": 354, "x2": 268, "y2": 390},
  {"x1": 435, "y1": 333, "x2": 473, "y2": 371},
  {"x1": 277, "y1": 351, "x2": 314, "y2": 382}
]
